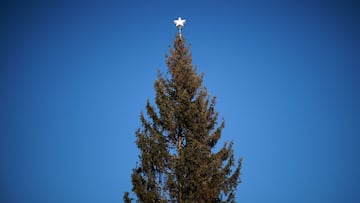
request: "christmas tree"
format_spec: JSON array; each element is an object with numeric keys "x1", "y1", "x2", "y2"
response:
[{"x1": 125, "y1": 18, "x2": 242, "y2": 202}]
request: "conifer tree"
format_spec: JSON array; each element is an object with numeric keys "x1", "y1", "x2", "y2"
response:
[{"x1": 124, "y1": 32, "x2": 242, "y2": 202}]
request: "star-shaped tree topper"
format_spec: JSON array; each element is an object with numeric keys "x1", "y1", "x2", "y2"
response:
[{"x1": 174, "y1": 17, "x2": 186, "y2": 27}]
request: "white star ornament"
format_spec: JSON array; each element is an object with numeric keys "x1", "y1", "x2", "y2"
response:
[{"x1": 174, "y1": 17, "x2": 186, "y2": 27}]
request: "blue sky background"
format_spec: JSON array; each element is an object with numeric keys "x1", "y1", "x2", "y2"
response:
[{"x1": 1, "y1": 1, "x2": 360, "y2": 202}]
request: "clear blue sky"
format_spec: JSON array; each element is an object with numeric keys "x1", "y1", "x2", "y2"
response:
[{"x1": 1, "y1": 1, "x2": 359, "y2": 202}]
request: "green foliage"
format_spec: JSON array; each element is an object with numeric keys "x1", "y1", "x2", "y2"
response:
[{"x1": 125, "y1": 35, "x2": 242, "y2": 202}]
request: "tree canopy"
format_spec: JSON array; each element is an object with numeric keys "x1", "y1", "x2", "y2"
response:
[{"x1": 125, "y1": 35, "x2": 242, "y2": 203}]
